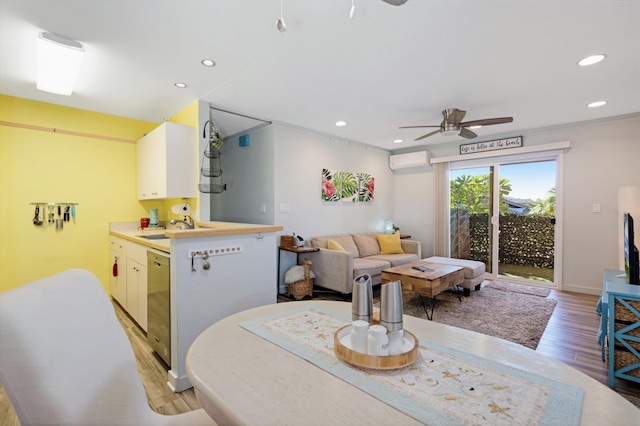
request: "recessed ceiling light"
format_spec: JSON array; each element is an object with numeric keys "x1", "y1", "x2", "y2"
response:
[
  {"x1": 335, "y1": 120, "x2": 347, "y2": 127},
  {"x1": 393, "y1": 139, "x2": 403, "y2": 144},
  {"x1": 587, "y1": 100, "x2": 607, "y2": 108},
  {"x1": 578, "y1": 54, "x2": 606, "y2": 66},
  {"x1": 201, "y1": 59, "x2": 215, "y2": 67},
  {"x1": 174, "y1": 82, "x2": 187, "y2": 88}
]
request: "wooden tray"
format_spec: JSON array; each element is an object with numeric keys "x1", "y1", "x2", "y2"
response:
[{"x1": 334, "y1": 325, "x2": 419, "y2": 370}]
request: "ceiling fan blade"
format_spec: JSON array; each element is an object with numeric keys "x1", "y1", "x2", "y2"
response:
[
  {"x1": 459, "y1": 127, "x2": 477, "y2": 139},
  {"x1": 446, "y1": 109, "x2": 466, "y2": 125},
  {"x1": 415, "y1": 129, "x2": 442, "y2": 141},
  {"x1": 399, "y1": 125, "x2": 441, "y2": 129},
  {"x1": 461, "y1": 117, "x2": 513, "y2": 127}
]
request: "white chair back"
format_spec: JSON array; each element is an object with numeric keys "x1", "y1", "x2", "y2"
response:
[{"x1": 0, "y1": 269, "x2": 214, "y2": 425}]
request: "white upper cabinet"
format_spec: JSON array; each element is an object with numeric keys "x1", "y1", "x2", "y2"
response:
[{"x1": 137, "y1": 122, "x2": 197, "y2": 200}]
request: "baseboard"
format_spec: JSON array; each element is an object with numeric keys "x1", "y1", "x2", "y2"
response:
[
  {"x1": 167, "y1": 369, "x2": 192, "y2": 393},
  {"x1": 560, "y1": 283, "x2": 602, "y2": 296}
]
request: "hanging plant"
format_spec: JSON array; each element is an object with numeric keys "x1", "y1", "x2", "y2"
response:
[
  {"x1": 210, "y1": 126, "x2": 224, "y2": 149},
  {"x1": 203, "y1": 120, "x2": 224, "y2": 150}
]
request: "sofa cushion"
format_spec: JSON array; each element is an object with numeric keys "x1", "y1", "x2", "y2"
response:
[
  {"x1": 352, "y1": 233, "x2": 380, "y2": 257},
  {"x1": 327, "y1": 240, "x2": 346, "y2": 252},
  {"x1": 367, "y1": 253, "x2": 418, "y2": 267},
  {"x1": 311, "y1": 235, "x2": 360, "y2": 258},
  {"x1": 353, "y1": 258, "x2": 390, "y2": 280},
  {"x1": 377, "y1": 232, "x2": 404, "y2": 254}
]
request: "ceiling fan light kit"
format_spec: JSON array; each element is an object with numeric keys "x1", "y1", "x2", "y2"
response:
[{"x1": 400, "y1": 108, "x2": 513, "y2": 142}]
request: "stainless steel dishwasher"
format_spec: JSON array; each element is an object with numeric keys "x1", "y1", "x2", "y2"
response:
[{"x1": 147, "y1": 251, "x2": 170, "y2": 367}]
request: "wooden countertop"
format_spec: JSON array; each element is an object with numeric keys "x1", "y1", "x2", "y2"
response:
[
  {"x1": 109, "y1": 228, "x2": 170, "y2": 252},
  {"x1": 167, "y1": 221, "x2": 283, "y2": 239},
  {"x1": 110, "y1": 221, "x2": 283, "y2": 252}
]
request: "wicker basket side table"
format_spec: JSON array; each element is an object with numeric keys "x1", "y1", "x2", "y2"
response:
[
  {"x1": 284, "y1": 258, "x2": 314, "y2": 300},
  {"x1": 278, "y1": 245, "x2": 319, "y2": 298}
]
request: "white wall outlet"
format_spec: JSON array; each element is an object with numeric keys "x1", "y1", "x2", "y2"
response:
[{"x1": 280, "y1": 203, "x2": 290, "y2": 213}]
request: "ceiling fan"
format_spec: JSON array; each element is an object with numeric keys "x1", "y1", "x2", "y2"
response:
[{"x1": 400, "y1": 108, "x2": 513, "y2": 141}]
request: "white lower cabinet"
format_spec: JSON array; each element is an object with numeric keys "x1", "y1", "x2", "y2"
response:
[
  {"x1": 109, "y1": 236, "x2": 149, "y2": 332},
  {"x1": 126, "y1": 258, "x2": 147, "y2": 331},
  {"x1": 109, "y1": 236, "x2": 127, "y2": 306}
]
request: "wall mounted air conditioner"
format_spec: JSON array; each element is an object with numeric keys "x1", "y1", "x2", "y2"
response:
[{"x1": 389, "y1": 151, "x2": 430, "y2": 170}]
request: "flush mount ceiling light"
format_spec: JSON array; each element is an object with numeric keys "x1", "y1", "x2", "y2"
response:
[
  {"x1": 37, "y1": 31, "x2": 85, "y2": 96},
  {"x1": 393, "y1": 139, "x2": 403, "y2": 144},
  {"x1": 587, "y1": 100, "x2": 607, "y2": 108},
  {"x1": 174, "y1": 82, "x2": 187, "y2": 88},
  {"x1": 578, "y1": 54, "x2": 606, "y2": 66},
  {"x1": 201, "y1": 59, "x2": 215, "y2": 67},
  {"x1": 335, "y1": 120, "x2": 347, "y2": 127}
]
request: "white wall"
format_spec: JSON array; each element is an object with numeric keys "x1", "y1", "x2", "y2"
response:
[
  {"x1": 197, "y1": 100, "x2": 211, "y2": 222},
  {"x1": 392, "y1": 167, "x2": 435, "y2": 256},
  {"x1": 210, "y1": 125, "x2": 275, "y2": 224},
  {"x1": 393, "y1": 114, "x2": 640, "y2": 295},
  {"x1": 273, "y1": 124, "x2": 394, "y2": 239},
  {"x1": 211, "y1": 123, "x2": 395, "y2": 237}
]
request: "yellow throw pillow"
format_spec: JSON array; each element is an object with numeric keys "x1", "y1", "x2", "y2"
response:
[
  {"x1": 377, "y1": 231, "x2": 404, "y2": 254},
  {"x1": 327, "y1": 239, "x2": 346, "y2": 252}
]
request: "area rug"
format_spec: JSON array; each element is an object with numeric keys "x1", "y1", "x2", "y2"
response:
[
  {"x1": 486, "y1": 280, "x2": 552, "y2": 297},
  {"x1": 401, "y1": 281, "x2": 556, "y2": 350}
]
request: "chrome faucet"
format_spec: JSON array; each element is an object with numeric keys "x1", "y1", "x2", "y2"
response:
[{"x1": 170, "y1": 215, "x2": 194, "y2": 229}]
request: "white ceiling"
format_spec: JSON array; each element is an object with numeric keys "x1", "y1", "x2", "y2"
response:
[{"x1": 1, "y1": 0, "x2": 638, "y2": 150}]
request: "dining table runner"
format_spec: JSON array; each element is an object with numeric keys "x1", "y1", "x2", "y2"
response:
[{"x1": 239, "y1": 304, "x2": 584, "y2": 426}]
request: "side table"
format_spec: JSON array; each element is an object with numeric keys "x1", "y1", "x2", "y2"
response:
[{"x1": 277, "y1": 245, "x2": 319, "y2": 297}]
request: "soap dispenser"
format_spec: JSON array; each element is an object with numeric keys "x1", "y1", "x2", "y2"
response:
[{"x1": 149, "y1": 208, "x2": 159, "y2": 227}]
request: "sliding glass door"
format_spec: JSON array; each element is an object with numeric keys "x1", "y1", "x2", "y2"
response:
[
  {"x1": 450, "y1": 166, "x2": 495, "y2": 274},
  {"x1": 449, "y1": 157, "x2": 558, "y2": 286}
]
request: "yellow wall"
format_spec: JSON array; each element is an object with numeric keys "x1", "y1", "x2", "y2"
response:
[{"x1": 0, "y1": 95, "x2": 161, "y2": 293}]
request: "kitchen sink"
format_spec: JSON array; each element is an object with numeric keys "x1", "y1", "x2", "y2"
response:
[{"x1": 136, "y1": 234, "x2": 169, "y2": 240}]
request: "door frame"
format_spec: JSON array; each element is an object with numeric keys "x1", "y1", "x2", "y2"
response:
[{"x1": 448, "y1": 150, "x2": 565, "y2": 289}]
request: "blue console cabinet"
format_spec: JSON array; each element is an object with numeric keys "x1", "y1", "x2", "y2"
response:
[{"x1": 603, "y1": 269, "x2": 640, "y2": 387}]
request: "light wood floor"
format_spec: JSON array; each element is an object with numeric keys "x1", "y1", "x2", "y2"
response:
[{"x1": 1, "y1": 290, "x2": 639, "y2": 424}]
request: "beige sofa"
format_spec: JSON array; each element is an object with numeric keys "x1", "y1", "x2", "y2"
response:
[{"x1": 302, "y1": 233, "x2": 421, "y2": 295}]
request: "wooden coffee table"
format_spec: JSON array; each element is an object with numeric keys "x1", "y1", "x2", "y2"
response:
[{"x1": 381, "y1": 261, "x2": 464, "y2": 320}]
